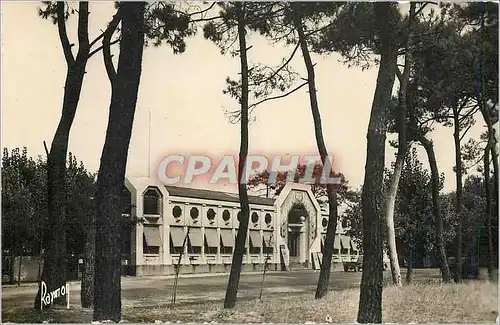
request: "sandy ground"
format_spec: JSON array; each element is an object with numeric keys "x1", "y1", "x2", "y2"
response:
[{"x1": 2, "y1": 268, "x2": 442, "y2": 310}]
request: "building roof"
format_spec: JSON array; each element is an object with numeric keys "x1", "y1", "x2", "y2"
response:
[{"x1": 165, "y1": 185, "x2": 275, "y2": 206}]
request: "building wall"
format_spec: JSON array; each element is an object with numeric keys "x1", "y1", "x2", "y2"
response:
[{"x1": 124, "y1": 177, "x2": 359, "y2": 276}]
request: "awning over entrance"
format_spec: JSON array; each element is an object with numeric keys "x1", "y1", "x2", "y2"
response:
[
  {"x1": 170, "y1": 226, "x2": 185, "y2": 247},
  {"x1": 340, "y1": 235, "x2": 350, "y2": 249},
  {"x1": 220, "y1": 229, "x2": 234, "y2": 247},
  {"x1": 144, "y1": 226, "x2": 162, "y2": 247},
  {"x1": 263, "y1": 231, "x2": 274, "y2": 246},
  {"x1": 188, "y1": 227, "x2": 203, "y2": 247},
  {"x1": 249, "y1": 230, "x2": 262, "y2": 248},
  {"x1": 205, "y1": 228, "x2": 218, "y2": 247}
]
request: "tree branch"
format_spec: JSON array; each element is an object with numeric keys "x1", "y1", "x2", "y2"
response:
[
  {"x1": 459, "y1": 123, "x2": 474, "y2": 142},
  {"x1": 253, "y1": 42, "x2": 300, "y2": 87},
  {"x1": 248, "y1": 81, "x2": 308, "y2": 111},
  {"x1": 102, "y1": 10, "x2": 122, "y2": 83},
  {"x1": 57, "y1": 2, "x2": 75, "y2": 67},
  {"x1": 88, "y1": 38, "x2": 120, "y2": 59}
]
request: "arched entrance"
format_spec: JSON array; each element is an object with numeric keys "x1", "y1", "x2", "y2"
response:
[{"x1": 287, "y1": 204, "x2": 309, "y2": 264}]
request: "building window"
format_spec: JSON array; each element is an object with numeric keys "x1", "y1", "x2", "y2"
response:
[
  {"x1": 172, "y1": 206, "x2": 182, "y2": 218},
  {"x1": 222, "y1": 210, "x2": 231, "y2": 222},
  {"x1": 322, "y1": 218, "x2": 328, "y2": 228},
  {"x1": 249, "y1": 230, "x2": 261, "y2": 254},
  {"x1": 143, "y1": 225, "x2": 161, "y2": 255},
  {"x1": 187, "y1": 228, "x2": 202, "y2": 254},
  {"x1": 170, "y1": 226, "x2": 185, "y2": 254},
  {"x1": 251, "y1": 212, "x2": 259, "y2": 224},
  {"x1": 333, "y1": 248, "x2": 339, "y2": 255},
  {"x1": 220, "y1": 229, "x2": 234, "y2": 254},
  {"x1": 237, "y1": 211, "x2": 241, "y2": 223},
  {"x1": 207, "y1": 208, "x2": 216, "y2": 221},
  {"x1": 143, "y1": 187, "x2": 161, "y2": 215},
  {"x1": 264, "y1": 213, "x2": 272, "y2": 225},
  {"x1": 204, "y1": 228, "x2": 218, "y2": 254},
  {"x1": 190, "y1": 207, "x2": 199, "y2": 220}
]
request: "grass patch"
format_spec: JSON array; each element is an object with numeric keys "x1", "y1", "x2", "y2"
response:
[{"x1": 3, "y1": 280, "x2": 498, "y2": 323}]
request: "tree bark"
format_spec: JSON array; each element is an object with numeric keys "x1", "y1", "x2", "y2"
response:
[
  {"x1": 290, "y1": 3, "x2": 339, "y2": 300},
  {"x1": 405, "y1": 243, "x2": 413, "y2": 284},
  {"x1": 93, "y1": 3, "x2": 145, "y2": 322},
  {"x1": 452, "y1": 104, "x2": 463, "y2": 283},
  {"x1": 419, "y1": 135, "x2": 451, "y2": 282},
  {"x1": 384, "y1": 3, "x2": 416, "y2": 287},
  {"x1": 223, "y1": 2, "x2": 250, "y2": 310},
  {"x1": 484, "y1": 143, "x2": 495, "y2": 280},
  {"x1": 81, "y1": 218, "x2": 95, "y2": 308},
  {"x1": 17, "y1": 253, "x2": 23, "y2": 287},
  {"x1": 34, "y1": 2, "x2": 90, "y2": 309},
  {"x1": 478, "y1": 7, "x2": 498, "y2": 279},
  {"x1": 357, "y1": 3, "x2": 399, "y2": 323}
]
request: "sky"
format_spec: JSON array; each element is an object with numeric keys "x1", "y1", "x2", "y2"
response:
[{"x1": 1, "y1": 2, "x2": 489, "y2": 197}]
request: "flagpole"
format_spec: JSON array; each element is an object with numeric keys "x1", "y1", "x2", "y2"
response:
[{"x1": 148, "y1": 110, "x2": 152, "y2": 178}]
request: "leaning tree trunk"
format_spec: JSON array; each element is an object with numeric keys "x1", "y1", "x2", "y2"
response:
[
  {"x1": 290, "y1": 4, "x2": 339, "y2": 299},
  {"x1": 93, "y1": 3, "x2": 145, "y2": 322},
  {"x1": 223, "y1": 2, "x2": 250, "y2": 310},
  {"x1": 384, "y1": 2, "x2": 416, "y2": 287},
  {"x1": 420, "y1": 135, "x2": 451, "y2": 282},
  {"x1": 34, "y1": 2, "x2": 90, "y2": 309},
  {"x1": 357, "y1": 3, "x2": 399, "y2": 323},
  {"x1": 81, "y1": 215, "x2": 95, "y2": 308},
  {"x1": 452, "y1": 104, "x2": 464, "y2": 283}
]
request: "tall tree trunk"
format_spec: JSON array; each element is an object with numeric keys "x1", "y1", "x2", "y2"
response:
[
  {"x1": 223, "y1": 2, "x2": 250, "y2": 310},
  {"x1": 17, "y1": 253, "x2": 23, "y2": 287},
  {"x1": 484, "y1": 145, "x2": 495, "y2": 280},
  {"x1": 384, "y1": 3, "x2": 416, "y2": 287},
  {"x1": 34, "y1": 2, "x2": 90, "y2": 309},
  {"x1": 419, "y1": 135, "x2": 451, "y2": 282},
  {"x1": 290, "y1": 3, "x2": 339, "y2": 300},
  {"x1": 93, "y1": 3, "x2": 145, "y2": 322},
  {"x1": 405, "y1": 243, "x2": 413, "y2": 284},
  {"x1": 478, "y1": 6, "x2": 498, "y2": 279},
  {"x1": 81, "y1": 10, "x2": 120, "y2": 311},
  {"x1": 357, "y1": 3, "x2": 398, "y2": 323},
  {"x1": 452, "y1": 104, "x2": 463, "y2": 283},
  {"x1": 81, "y1": 217, "x2": 95, "y2": 308}
]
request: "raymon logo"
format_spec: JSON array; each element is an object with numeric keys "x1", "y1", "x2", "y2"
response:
[{"x1": 156, "y1": 155, "x2": 342, "y2": 185}]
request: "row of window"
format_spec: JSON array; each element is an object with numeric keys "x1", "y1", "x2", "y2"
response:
[
  {"x1": 142, "y1": 226, "x2": 274, "y2": 256},
  {"x1": 321, "y1": 217, "x2": 349, "y2": 229},
  {"x1": 122, "y1": 187, "x2": 274, "y2": 225},
  {"x1": 172, "y1": 206, "x2": 273, "y2": 224}
]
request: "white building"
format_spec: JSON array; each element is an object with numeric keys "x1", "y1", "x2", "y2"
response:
[{"x1": 121, "y1": 177, "x2": 359, "y2": 276}]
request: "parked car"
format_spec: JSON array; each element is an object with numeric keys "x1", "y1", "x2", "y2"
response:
[
  {"x1": 344, "y1": 255, "x2": 363, "y2": 272},
  {"x1": 343, "y1": 255, "x2": 389, "y2": 272}
]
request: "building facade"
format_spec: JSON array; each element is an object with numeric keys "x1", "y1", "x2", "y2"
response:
[{"x1": 121, "y1": 177, "x2": 359, "y2": 276}]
